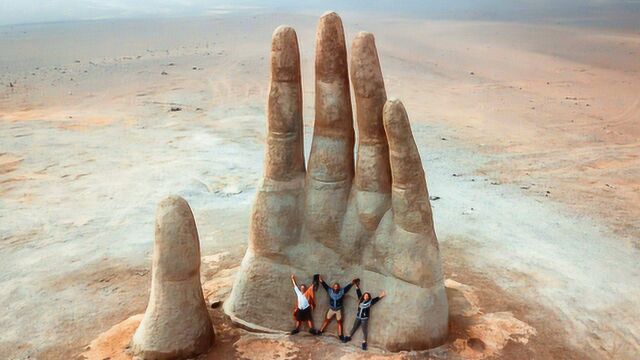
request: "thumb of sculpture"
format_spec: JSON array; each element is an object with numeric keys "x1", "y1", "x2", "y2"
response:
[{"x1": 132, "y1": 196, "x2": 214, "y2": 359}]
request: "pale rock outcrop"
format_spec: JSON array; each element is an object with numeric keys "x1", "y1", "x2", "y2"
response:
[
  {"x1": 132, "y1": 196, "x2": 214, "y2": 359},
  {"x1": 225, "y1": 12, "x2": 449, "y2": 351}
]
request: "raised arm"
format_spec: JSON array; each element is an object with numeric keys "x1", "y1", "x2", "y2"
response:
[
  {"x1": 356, "y1": 287, "x2": 363, "y2": 299},
  {"x1": 372, "y1": 290, "x2": 385, "y2": 305},
  {"x1": 343, "y1": 282, "x2": 354, "y2": 294},
  {"x1": 319, "y1": 275, "x2": 330, "y2": 291},
  {"x1": 291, "y1": 274, "x2": 299, "y2": 291}
]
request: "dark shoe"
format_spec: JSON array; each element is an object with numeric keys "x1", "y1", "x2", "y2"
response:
[
  {"x1": 343, "y1": 336, "x2": 351, "y2": 343},
  {"x1": 309, "y1": 328, "x2": 318, "y2": 335},
  {"x1": 339, "y1": 335, "x2": 344, "y2": 341},
  {"x1": 317, "y1": 330, "x2": 324, "y2": 336},
  {"x1": 362, "y1": 342, "x2": 367, "y2": 350},
  {"x1": 290, "y1": 328, "x2": 300, "y2": 335}
]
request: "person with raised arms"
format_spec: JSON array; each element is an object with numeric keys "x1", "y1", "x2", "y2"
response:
[
  {"x1": 317, "y1": 275, "x2": 358, "y2": 340},
  {"x1": 343, "y1": 284, "x2": 386, "y2": 350},
  {"x1": 290, "y1": 274, "x2": 318, "y2": 335}
]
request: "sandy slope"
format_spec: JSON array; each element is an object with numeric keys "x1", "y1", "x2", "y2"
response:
[{"x1": 0, "y1": 9, "x2": 639, "y2": 359}]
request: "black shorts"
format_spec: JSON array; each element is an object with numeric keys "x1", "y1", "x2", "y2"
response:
[{"x1": 295, "y1": 307, "x2": 312, "y2": 322}]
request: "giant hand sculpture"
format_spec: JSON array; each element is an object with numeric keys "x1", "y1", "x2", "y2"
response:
[{"x1": 225, "y1": 12, "x2": 448, "y2": 351}]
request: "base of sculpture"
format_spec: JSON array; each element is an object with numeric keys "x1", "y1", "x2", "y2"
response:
[{"x1": 224, "y1": 249, "x2": 449, "y2": 352}]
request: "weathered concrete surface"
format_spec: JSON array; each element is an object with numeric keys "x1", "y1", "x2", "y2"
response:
[
  {"x1": 224, "y1": 13, "x2": 448, "y2": 351},
  {"x1": 132, "y1": 196, "x2": 214, "y2": 359}
]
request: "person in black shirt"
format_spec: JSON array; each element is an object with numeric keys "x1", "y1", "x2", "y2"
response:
[
  {"x1": 343, "y1": 285, "x2": 385, "y2": 350},
  {"x1": 318, "y1": 275, "x2": 358, "y2": 340}
]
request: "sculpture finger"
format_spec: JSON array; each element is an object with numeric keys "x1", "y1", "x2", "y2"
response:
[
  {"x1": 265, "y1": 26, "x2": 305, "y2": 181},
  {"x1": 250, "y1": 26, "x2": 305, "y2": 259},
  {"x1": 308, "y1": 11, "x2": 354, "y2": 184},
  {"x1": 351, "y1": 32, "x2": 391, "y2": 230},
  {"x1": 304, "y1": 12, "x2": 354, "y2": 250},
  {"x1": 352, "y1": 32, "x2": 390, "y2": 192},
  {"x1": 383, "y1": 99, "x2": 435, "y2": 234},
  {"x1": 132, "y1": 196, "x2": 214, "y2": 358},
  {"x1": 225, "y1": 27, "x2": 306, "y2": 327}
]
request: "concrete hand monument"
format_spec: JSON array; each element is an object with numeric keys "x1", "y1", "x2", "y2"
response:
[
  {"x1": 225, "y1": 12, "x2": 448, "y2": 351},
  {"x1": 132, "y1": 196, "x2": 214, "y2": 359}
]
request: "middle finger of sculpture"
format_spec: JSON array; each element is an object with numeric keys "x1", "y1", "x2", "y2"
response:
[{"x1": 225, "y1": 12, "x2": 449, "y2": 351}]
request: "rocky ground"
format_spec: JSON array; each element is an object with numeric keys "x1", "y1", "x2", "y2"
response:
[{"x1": 80, "y1": 251, "x2": 541, "y2": 360}]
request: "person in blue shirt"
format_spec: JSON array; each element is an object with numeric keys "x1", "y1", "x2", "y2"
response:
[{"x1": 317, "y1": 275, "x2": 358, "y2": 340}]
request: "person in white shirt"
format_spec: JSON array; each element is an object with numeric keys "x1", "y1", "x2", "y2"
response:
[{"x1": 290, "y1": 274, "x2": 318, "y2": 335}]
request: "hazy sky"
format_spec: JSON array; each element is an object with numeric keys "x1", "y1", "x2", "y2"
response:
[{"x1": 1, "y1": 0, "x2": 638, "y2": 26}]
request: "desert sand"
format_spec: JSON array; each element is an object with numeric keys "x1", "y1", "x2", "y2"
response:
[{"x1": 0, "y1": 3, "x2": 639, "y2": 360}]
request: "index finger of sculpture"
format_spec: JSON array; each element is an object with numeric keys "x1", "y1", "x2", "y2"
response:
[
  {"x1": 224, "y1": 25, "x2": 307, "y2": 333},
  {"x1": 249, "y1": 26, "x2": 305, "y2": 259},
  {"x1": 383, "y1": 99, "x2": 435, "y2": 234},
  {"x1": 308, "y1": 11, "x2": 354, "y2": 183},
  {"x1": 351, "y1": 32, "x2": 390, "y2": 193},
  {"x1": 265, "y1": 26, "x2": 305, "y2": 182}
]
